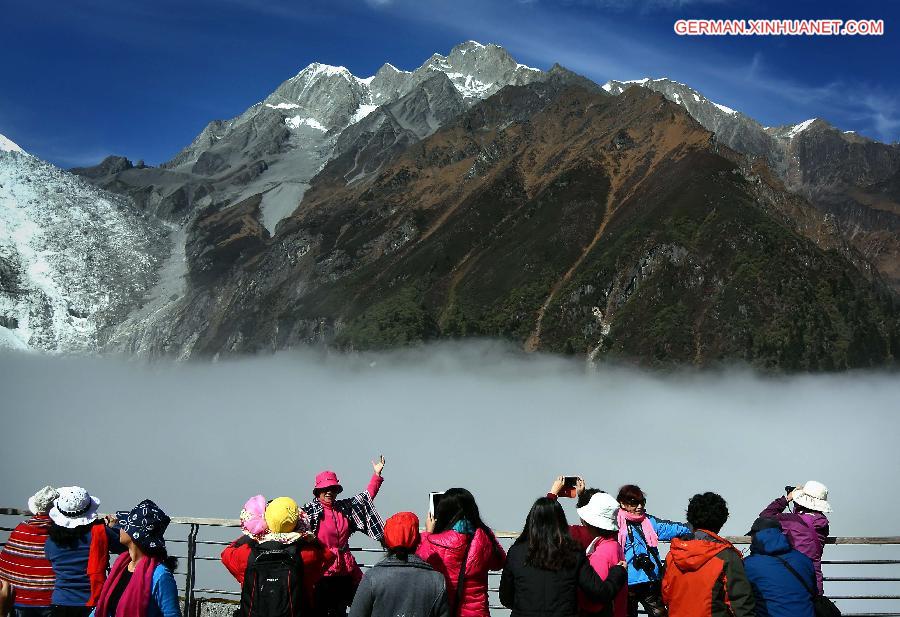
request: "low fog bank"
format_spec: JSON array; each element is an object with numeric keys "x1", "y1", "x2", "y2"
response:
[{"x1": 1, "y1": 342, "x2": 898, "y2": 538}]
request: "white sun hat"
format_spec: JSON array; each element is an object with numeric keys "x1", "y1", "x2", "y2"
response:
[
  {"x1": 48, "y1": 486, "x2": 101, "y2": 528},
  {"x1": 27, "y1": 486, "x2": 59, "y2": 515},
  {"x1": 576, "y1": 492, "x2": 620, "y2": 531},
  {"x1": 794, "y1": 480, "x2": 832, "y2": 514}
]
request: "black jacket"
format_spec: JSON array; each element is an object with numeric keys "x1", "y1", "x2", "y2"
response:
[{"x1": 499, "y1": 540, "x2": 627, "y2": 617}]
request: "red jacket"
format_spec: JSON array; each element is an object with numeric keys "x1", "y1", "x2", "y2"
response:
[
  {"x1": 221, "y1": 537, "x2": 335, "y2": 607},
  {"x1": 416, "y1": 528, "x2": 506, "y2": 617},
  {"x1": 662, "y1": 530, "x2": 755, "y2": 617}
]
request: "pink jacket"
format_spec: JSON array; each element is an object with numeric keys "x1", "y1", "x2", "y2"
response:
[
  {"x1": 584, "y1": 537, "x2": 627, "y2": 617},
  {"x1": 317, "y1": 474, "x2": 383, "y2": 581},
  {"x1": 416, "y1": 528, "x2": 506, "y2": 617}
]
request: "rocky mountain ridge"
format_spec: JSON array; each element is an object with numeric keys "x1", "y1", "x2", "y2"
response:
[
  {"x1": 73, "y1": 42, "x2": 545, "y2": 232},
  {"x1": 12, "y1": 42, "x2": 899, "y2": 368}
]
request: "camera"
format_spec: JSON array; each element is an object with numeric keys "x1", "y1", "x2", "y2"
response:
[{"x1": 633, "y1": 553, "x2": 656, "y2": 574}]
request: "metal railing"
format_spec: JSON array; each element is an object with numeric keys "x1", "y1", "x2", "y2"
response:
[{"x1": 3, "y1": 509, "x2": 900, "y2": 617}]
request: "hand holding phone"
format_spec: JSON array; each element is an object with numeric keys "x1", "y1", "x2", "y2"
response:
[{"x1": 559, "y1": 475, "x2": 580, "y2": 498}]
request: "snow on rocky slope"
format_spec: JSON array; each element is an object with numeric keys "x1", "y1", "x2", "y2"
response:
[{"x1": 0, "y1": 143, "x2": 169, "y2": 351}]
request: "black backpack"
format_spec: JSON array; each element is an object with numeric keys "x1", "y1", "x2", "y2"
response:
[{"x1": 239, "y1": 542, "x2": 305, "y2": 617}]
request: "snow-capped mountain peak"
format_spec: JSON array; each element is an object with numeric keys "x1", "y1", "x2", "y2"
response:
[
  {"x1": 297, "y1": 62, "x2": 354, "y2": 80},
  {"x1": 787, "y1": 118, "x2": 818, "y2": 137},
  {"x1": 603, "y1": 77, "x2": 741, "y2": 119},
  {"x1": 0, "y1": 133, "x2": 25, "y2": 154}
]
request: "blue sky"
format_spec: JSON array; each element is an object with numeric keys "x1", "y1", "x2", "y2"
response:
[{"x1": 1, "y1": 0, "x2": 897, "y2": 168}]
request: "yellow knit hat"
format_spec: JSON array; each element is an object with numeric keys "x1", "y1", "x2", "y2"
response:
[{"x1": 265, "y1": 497, "x2": 300, "y2": 534}]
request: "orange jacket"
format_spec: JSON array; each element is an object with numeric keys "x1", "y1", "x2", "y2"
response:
[{"x1": 662, "y1": 530, "x2": 755, "y2": 617}]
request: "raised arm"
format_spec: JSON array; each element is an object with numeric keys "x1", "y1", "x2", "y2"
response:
[
  {"x1": 650, "y1": 516, "x2": 692, "y2": 541},
  {"x1": 367, "y1": 455, "x2": 386, "y2": 499},
  {"x1": 760, "y1": 495, "x2": 789, "y2": 518}
]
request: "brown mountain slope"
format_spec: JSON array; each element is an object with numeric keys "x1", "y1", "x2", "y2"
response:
[{"x1": 150, "y1": 84, "x2": 897, "y2": 369}]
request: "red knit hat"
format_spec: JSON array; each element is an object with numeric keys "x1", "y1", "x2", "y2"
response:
[{"x1": 383, "y1": 512, "x2": 420, "y2": 550}]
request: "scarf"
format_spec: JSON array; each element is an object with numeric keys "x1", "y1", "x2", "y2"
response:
[
  {"x1": 452, "y1": 519, "x2": 476, "y2": 535},
  {"x1": 94, "y1": 552, "x2": 158, "y2": 617},
  {"x1": 617, "y1": 510, "x2": 658, "y2": 549},
  {"x1": 303, "y1": 490, "x2": 384, "y2": 542}
]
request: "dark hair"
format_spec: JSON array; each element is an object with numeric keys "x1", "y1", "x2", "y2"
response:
[
  {"x1": 433, "y1": 488, "x2": 489, "y2": 535},
  {"x1": 385, "y1": 546, "x2": 412, "y2": 561},
  {"x1": 686, "y1": 492, "x2": 729, "y2": 533},
  {"x1": 793, "y1": 503, "x2": 813, "y2": 515},
  {"x1": 616, "y1": 485, "x2": 646, "y2": 505},
  {"x1": 520, "y1": 498, "x2": 581, "y2": 571},
  {"x1": 48, "y1": 521, "x2": 98, "y2": 548},
  {"x1": 144, "y1": 546, "x2": 178, "y2": 572},
  {"x1": 433, "y1": 488, "x2": 501, "y2": 561},
  {"x1": 576, "y1": 488, "x2": 604, "y2": 509}
]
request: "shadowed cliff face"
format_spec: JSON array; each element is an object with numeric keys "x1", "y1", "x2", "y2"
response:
[
  {"x1": 137, "y1": 83, "x2": 898, "y2": 369},
  {"x1": 780, "y1": 124, "x2": 900, "y2": 293}
]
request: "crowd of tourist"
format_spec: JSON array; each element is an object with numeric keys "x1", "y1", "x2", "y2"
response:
[{"x1": 0, "y1": 458, "x2": 836, "y2": 617}]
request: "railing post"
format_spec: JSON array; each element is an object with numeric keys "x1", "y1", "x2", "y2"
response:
[{"x1": 184, "y1": 523, "x2": 200, "y2": 617}]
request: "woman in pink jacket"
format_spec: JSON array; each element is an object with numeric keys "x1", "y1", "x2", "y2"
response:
[
  {"x1": 301, "y1": 456, "x2": 387, "y2": 617},
  {"x1": 578, "y1": 493, "x2": 628, "y2": 617},
  {"x1": 416, "y1": 488, "x2": 506, "y2": 617}
]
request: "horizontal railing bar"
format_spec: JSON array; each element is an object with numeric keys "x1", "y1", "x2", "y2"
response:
[
  {"x1": 824, "y1": 560, "x2": 900, "y2": 565},
  {"x1": 3, "y1": 508, "x2": 900, "y2": 544},
  {"x1": 195, "y1": 589, "x2": 241, "y2": 596},
  {"x1": 826, "y1": 578, "x2": 900, "y2": 582},
  {"x1": 830, "y1": 596, "x2": 900, "y2": 600}
]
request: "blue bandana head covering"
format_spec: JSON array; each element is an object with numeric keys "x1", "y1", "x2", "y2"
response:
[{"x1": 116, "y1": 499, "x2": 170, "y2": 551}]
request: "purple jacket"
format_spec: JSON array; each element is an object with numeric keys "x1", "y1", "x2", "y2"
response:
[{"x1": 760, "y1": 496, "x2": 829, "y2": 594}]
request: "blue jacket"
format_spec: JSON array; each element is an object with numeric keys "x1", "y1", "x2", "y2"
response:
[
  {"x1": 45, "y1": 525, "x2": 124, "y2": 606},
  {"x1": 743, "y1": 528, "x2": 815, "y2": 617},
  {"x1": 622, "y1": 516, "x2": 692, "y2": 585},
  {"x1": 88, "y1": 564, "x2": 181, "y2": 617}
]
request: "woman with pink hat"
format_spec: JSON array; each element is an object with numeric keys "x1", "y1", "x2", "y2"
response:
[{"x1": 301, "y1": 456, "x2": 387, "y2": 617}]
